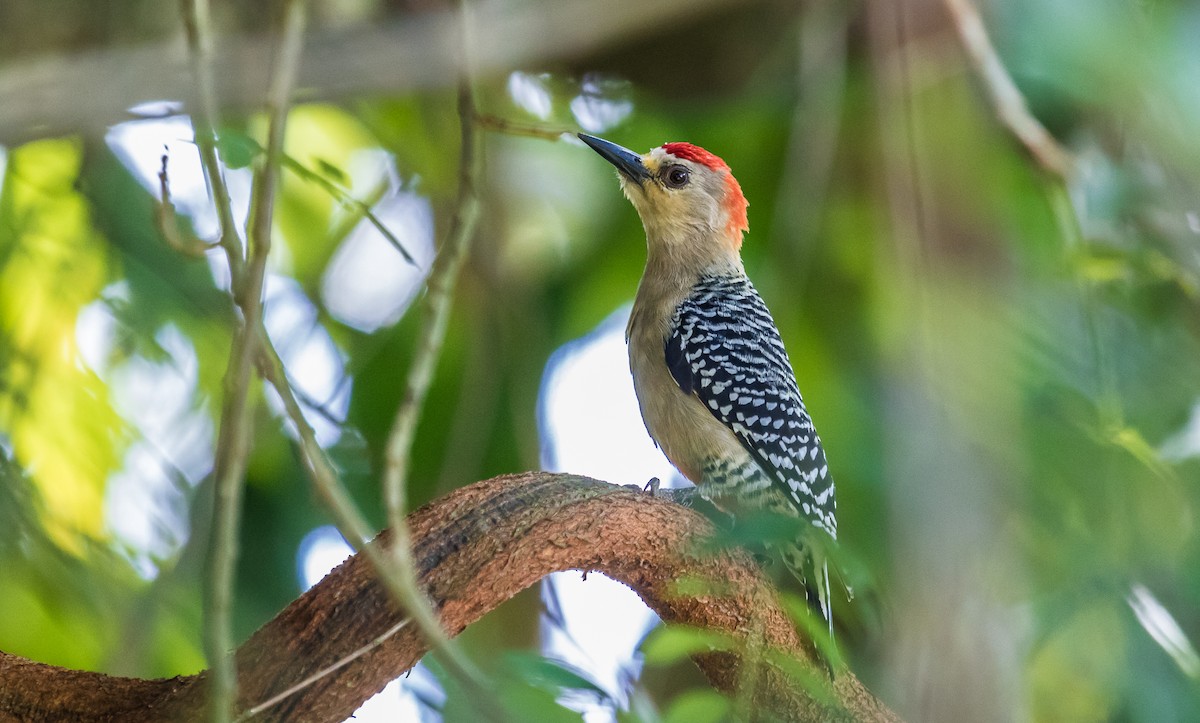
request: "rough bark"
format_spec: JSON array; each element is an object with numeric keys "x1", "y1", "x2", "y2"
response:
[{"x1": 0, "y1": 472, "x2": 899, "y2": 722}]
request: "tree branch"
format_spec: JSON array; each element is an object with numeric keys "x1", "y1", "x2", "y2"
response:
[
  {"x1": 942, "y1": 0, "x2": 1075, "y2": 178},
  {"x1": 254, "y1": 321, "x2": 451, "y2": 659},
  {"x1": 0, "y1": 0, "x2": 741, "y2": 145},
  {"x1": 0, "y1": 473, "x2": 900, "y2": 723},
  {"x1": 201, "y1": 2, "x2": 306, "y2": 719},
  {"x1": 475, "y1": 114, "x2": 573, "y2": 141},
  {"x1": 179, "y1": 0, "x2": 246, "y2": 290},
  {"x1": 379, "y1": 0, "x2": 485, "y2": 691}
]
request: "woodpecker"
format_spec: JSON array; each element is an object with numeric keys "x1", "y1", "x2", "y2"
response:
[{"x1": 579, "y1": 133, "x2": 837, "y2": 627}]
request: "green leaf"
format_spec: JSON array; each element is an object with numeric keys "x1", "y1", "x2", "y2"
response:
[
  {"x1": 661, "y1": 690, "x2": 731, "y2": 723},
  {"x1": 706, "y1": 508, "x2": 807, "y2": 552},
  {"x1": 1107, "y1": 424, "x2": 1174, "y2": 481},
  {"x1": 315, "y1": 158, "x2": 349, "y2": 183},
  {"x1": 503, "y1": 651, "x2": 610, "y2": 699},
  {"x1": 641, "y1": 626, "x2": 738, "y2": 666},
  {"x1": 494, "y1": 683, "x2": 587, "y2": 723},
  {"x1": 778, "y1": 592, "x2": 845, "y2": 671},
  {"x1": 763, "y1": 648, "x2": 839, "y2": 706},
  {"x1": 215, "y1": 129, "x2": 262, "y2": 169}
]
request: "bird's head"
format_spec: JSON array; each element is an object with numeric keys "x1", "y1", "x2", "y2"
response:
[{"x1": 579, "y1": 134, "x2": 749, "y2": 262}]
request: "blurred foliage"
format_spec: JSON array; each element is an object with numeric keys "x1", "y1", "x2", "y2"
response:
[
  {"x1": 0, "y1": 139, "x2": 122, "y2": 551},
  {"x1": 2, "y1": 0, "x2": 1200, "y2": 720}
]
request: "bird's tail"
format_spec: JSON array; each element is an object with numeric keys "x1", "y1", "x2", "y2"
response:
[{"x1": 780, "y1": 542, "x2": 833, "y2": 640}]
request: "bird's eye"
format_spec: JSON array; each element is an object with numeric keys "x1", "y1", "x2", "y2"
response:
[{"x1": 664, "y1": 165, "x2": 691, "y2": 188}]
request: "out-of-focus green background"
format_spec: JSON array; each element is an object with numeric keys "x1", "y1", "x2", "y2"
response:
[{"x1": 2, "y1": 0, "x2": 1200, "y2": 720}]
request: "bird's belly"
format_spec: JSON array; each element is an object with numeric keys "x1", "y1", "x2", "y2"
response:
[{"x1": 629, "y1": 344, "x2": 748, "y2": 486}]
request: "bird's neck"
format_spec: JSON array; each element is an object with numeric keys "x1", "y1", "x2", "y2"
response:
[
  {"x1": 627, "y1": 227, "x2": 744, "y2": 341},
  {"x1": 642, "y1": 224, "x2": 744, "y2": 284}
]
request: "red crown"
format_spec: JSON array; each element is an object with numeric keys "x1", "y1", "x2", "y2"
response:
[
  {"x1": 661, "y1": 142, "x2": 747, "y2": 238},
  {"x1": 662, "y1": 142, "x2": 729, "y2": 171}
]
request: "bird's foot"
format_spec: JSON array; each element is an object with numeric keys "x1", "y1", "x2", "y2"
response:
[{"x1": 639, "y1": 478, "x2": 696, "y2": 506}]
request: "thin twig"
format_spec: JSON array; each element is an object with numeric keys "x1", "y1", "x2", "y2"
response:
[
  {"x1": 322, "y1": 175, "x2": 394, "y2": 261},
  {"x1": 943, "y1": 0, "x2": 1075, "y2": 178},
  {"x1": 157, "y1": 149, "x2": 218, "y2": 257},
  {"x1": 201, "y1": 136, "x2": 410, "y2": 264},
  {"x1": 171, "y1": 1, "x2": 487, "y2": 698},
  {"x1": 204, "y1": 335, "x2": 256, "y2": 723},
  {"x1": 254, "y1": 328, "x2": 373, "y2": 552},
  {"x1": 279, "y1": 153, "x2": 416, "y2": 265},
  {"x1": 383, "y1": 8, "x2": 481, "y2": 541},
  {"x1": 381, "y1": 0, "x2": 480, "y2": 645},
  {"x1": 254, "y1": 325, "x2": 488, "y2": 707},
  {"x1": 378, "y1": 0, "x2": 488, "y2": 692},
  {"x1": 944, "y1": 0, "x2": 1121, "y2": 427},
  {"x1": 475, "y1": 113, "x2": 572, "y2": 141},
  {"x1": 202, "y1": 2, "x2": 307, "y2": 721},
  {"x1": 249, "y1": 332, "x2": 416, "y2": 715},
  {"x1": 287, "y1": 375, "x2": 349, "y2": 429},
  {"x1": 179, "y1": 0, "x2": 246, "y2": 291},
  {"x1": 182, "y1": 0, "x2": 246, "y2": 715},
  {"x1": 235, "y1": 618, "x2": 411, "y2": 721}
]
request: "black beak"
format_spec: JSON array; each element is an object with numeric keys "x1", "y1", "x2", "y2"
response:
[{"x1": 578, "y1": 133, "x2": 651, "y2": 184}]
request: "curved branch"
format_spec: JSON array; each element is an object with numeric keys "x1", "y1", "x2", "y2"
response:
[
  {"x1": 943, "y1": 0, "x2": 1075, "y2": 178},
  {"x1": 0, "y1": 473, "x2": 899, "y2": 722}
]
